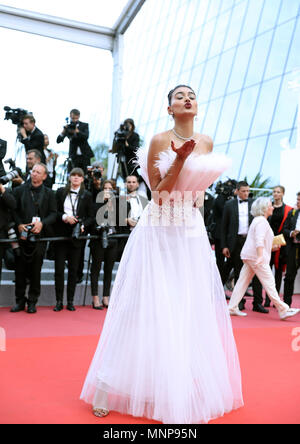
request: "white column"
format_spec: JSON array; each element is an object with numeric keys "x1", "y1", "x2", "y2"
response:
[{"x1": 108, "y1": 33, "x2": 124, "y2": 180}]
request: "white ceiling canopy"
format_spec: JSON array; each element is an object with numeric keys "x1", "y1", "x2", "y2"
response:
[{"x1": 0, "y1": 0, "x2": 146, "y2": 50}]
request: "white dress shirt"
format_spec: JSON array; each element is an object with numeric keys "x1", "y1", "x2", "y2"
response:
[
  {"x1": 238, "y1": 198, "x2": 249, "y2": 235},
  {"x1": 62, "y1": 189, "x2": 80, "y2": 220},
  {"x1": 128, "y1": 193, "x2": 144, "y2": 226}
]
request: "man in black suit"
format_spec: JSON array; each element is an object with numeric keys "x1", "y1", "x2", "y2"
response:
[
  {"x1": 53, "y1": 168, "x2": 94, "y2": 312},
  {"x1": 283, "y1": 192, "x2": 300, "y2": 307},
  {"x1": 0, "y1": 183, "x2": 17, "y2": 283},
  {"x1": 11, "y1": 163, "x2": 57, "y2": 313},
  {"x1": 221, "y1": 181, "x2": 266, "y2": 313},
  {"x1": 19, "y1": 115, "x2": 45, "y2": 164},
  {"x1": 57, "y1": 109, "x2": 94, "y2": 173}
]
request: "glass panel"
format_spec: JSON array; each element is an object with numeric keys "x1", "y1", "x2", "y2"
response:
[
  {"x1": 250, "y1": 77, "x2": 281, "y2": 137},
  {"x1": 260, "y1": 131, "x2": 292, "y2": 185},
  {"x1": 240, "y1": 0, "x2": 265, "y2": 42},
  {"x1": 198, "y1": 57, "x2": 219, "y2": 103},
  {"x1": 211, "y1": 48, "x2": 235, "y2": 99},
  {"x1": 226, "y1": 140, "x2": 247, "y2": 179},
  {"x1": 264, "y1": 21, "x2": 295, "y2": 80},
  {"x1": 227, "y1": 40, "x2": 253, "y2": 93},
  {"x1": 189, "y1": 64, "x2": 205, "y2": 95},
  {"x1": 220, "y1": 0, "x2": 235, "y2": 14},
  {"x1": 214, "y1": 92, "x2": 240, "y2": 144},
  {"x1": 258, "y1": 0, "x2": 282, "y2": 34},
  {"x1": 286, "y1": 17, "x2": 300, "y2": 72},
  {"x1": 231, "y1": 85, "x2": 260, "y2": 141},
  {"x1": 223, "y1": 0, "x2": 248, "y2": 51},
  {"x1": 239, "y1": 136, "x2": 268, "y2": 181},
  {"x1": 206, "y1": 0, "x2": 222, "y2": 21},
  {"x1": 278, "y1": 0, "x2": 300, "y2": 23},
  {"x1": 244, "y1": 31, "x2": 273, "y2": 87},
  {"x1": 209, "y1": 10, "x2": 231, "y2": 58},
  {"x1": 201, "y1": 98, "x2": 223, "y2": 138},
  {"x1": 271, "y1": 73, "x2": 299, "y2": 133},
  {"x1": 196, "y1": 20, "x2": 215, "y2": 64},
  {"x1": 0, "y1": 0, "x2": 130, "y2": 28}
]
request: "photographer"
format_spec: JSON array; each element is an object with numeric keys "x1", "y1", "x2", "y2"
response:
[
  {"x1": 53, "y1": 168, "x2": 94, "y2": 312},
  {"x1": 11, "y1": 164, "x2": 57, "y2": 314},
  {"x1": 19, "y1": 115, "x2": 45, "y2": 164},
  {"x1": 90, "y1": 180, "x2": 120, "y2": 309},
  {"x1": 0, "y1": 183, "x2": 17, "y2": 283},
  {"x1": 111, "y1": 118, "x2": 140, "y2": 181},
  {"x1": 43, "y1": 134, "x2": 58, "y2": 188},
  {"x1": 57, "y1": 109, "x2": 94, "y2": 173},
  {"x1": 11, "y1": 150, "x2": 42, "y2": 187},
  {"x1": 0, "y1": 139, "x2": 7, "y2": 177}
]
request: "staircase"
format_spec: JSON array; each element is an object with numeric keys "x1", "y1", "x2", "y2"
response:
[{"x1": 0, "y1": 248, "x2": 120, "y2": 308}]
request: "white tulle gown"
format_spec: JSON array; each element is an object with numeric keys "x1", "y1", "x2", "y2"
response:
[{"x1": 80, "y1": 147, "x2": 244, "y2": 424}]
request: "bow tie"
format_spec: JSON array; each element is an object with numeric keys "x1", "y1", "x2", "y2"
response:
[
  {"x1": 239, "y1": 199, "x2": 248, "y2": 203},
  {"x1": 70, "y1": 191, "x2": 79, "y2": 195}
]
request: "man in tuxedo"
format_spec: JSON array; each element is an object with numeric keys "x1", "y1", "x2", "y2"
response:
[
  {"x1": 57, "y1": 109, "x2": 94, "y2": 173},
  {"x1": 19, "y1": 115, "x2": 45, "y2": 164},
  {"x1": 283, "y1": 192, "x2": 300, "y2": 307},
  {"x1": 221, "y1": 181, "x2": 267, "y2": 313},
  {"x1": 0, "y1": 183, "x2": 17, "y2": 283},
  {"x1": 117, "y1": 175, "x2": 148, "y2": 258},
  {"x1": 11, "y1": 163, "x2": 57, "y2": 314},
  {"x1": 11, "y1": 150, "x2": 43, "y2": 187}
]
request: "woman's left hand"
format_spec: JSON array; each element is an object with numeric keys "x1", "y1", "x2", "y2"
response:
[{"x1": 255, "y1": 256, "x2": 264, "y2": 266}]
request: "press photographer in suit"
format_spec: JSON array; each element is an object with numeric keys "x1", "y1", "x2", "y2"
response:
[
  {"x1": 19, "y1": 115, "x2": 45, "y2": 164},
  {"x1": 283, "y1": 192, "x2": 300, "y2": 307},
  {"x1": 221, "y1": 181, "x2": 266, "y2": 313},
  {"x1": 11, "y1": 164, "x2": 57, "y2": 314},
  {"x1": 0, "y1": 183, "x2": 17, "y2": 283},
  {"x1": 57, "y1": 109, "x2": 94, "y2": 173},
  {"x1": 53, "y1": 168, "x2": 94, "y2": 312}
]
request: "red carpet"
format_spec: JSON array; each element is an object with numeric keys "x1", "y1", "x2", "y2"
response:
[{"x1": 1, "y1": 296, "x2": 300, "y2": 424}]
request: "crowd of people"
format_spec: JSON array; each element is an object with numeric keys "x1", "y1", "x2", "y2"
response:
[{"x1": 0, "y1": 109, "x2": 299, "y2": 318}]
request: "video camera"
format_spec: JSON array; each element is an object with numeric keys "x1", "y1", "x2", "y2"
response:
[
  {"x1": 215, "y1": 179, "x2": 237, "y2": 199},
  {"x1": 4, "y1": 106, "x2": 29, "y2": 127},
  {"x1": 64, "y1": 117, "x2": 79, "y2": 137},
  {"x1": 114, "y1": 123, "x2": 131, "y2": 144}
]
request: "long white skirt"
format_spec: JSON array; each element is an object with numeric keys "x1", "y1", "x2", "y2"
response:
[{"x1": 80, "y1": 201, "x2": 243, "y2": 424}]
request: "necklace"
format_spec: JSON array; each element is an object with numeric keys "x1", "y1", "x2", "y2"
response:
[{"x1": 172, "y1": 128, "x2": 194, "y2": 141}]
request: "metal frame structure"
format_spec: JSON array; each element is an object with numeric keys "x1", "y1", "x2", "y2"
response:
[{"x1": 0, "y1": 0, "x2": 146, "y2": 175}]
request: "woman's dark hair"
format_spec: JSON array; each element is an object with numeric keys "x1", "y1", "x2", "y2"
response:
[
  {"x1": 167, "y1": 85, "x2": 196, "y2": 105},
  {"x1": 124, "y1": 118, "x2": 135, "y2": 132},
  {"x1": 103, "y1": 179, "x2": 117, "y2": 191},
  {"x1": 66, "y1": 168, "x2": 85, "y2": 194}
]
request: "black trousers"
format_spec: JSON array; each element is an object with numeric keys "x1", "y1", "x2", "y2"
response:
[
  {"x1": 15, "y1": 242, "x2": 46, "y2": 305},
  {"x1": 231, "y1": 236, "x2": 263, "y2": 306},
  {"x1": 214, "y1": 239, "x2": 233, "y2": 284},
  {"x1": 90, "y1": 238, "x2": 118, "y2": 297},
  {"x1": 69, "y1": 155, "x2": 90, "y2": 174},
  {"x1": 283, "y1": 244, "x2": 300, "y2": 306},
  {"x1": 54, "y1": 240, "x2": 82, "y2": 303}
]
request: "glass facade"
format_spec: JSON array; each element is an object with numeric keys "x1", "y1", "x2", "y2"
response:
[{"x1": 121, "y1": 0, "x2": 300, "y2": 185}]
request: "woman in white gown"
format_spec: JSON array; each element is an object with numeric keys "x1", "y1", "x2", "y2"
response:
[{"x1": 80, "y1": 85, "x2": 244, "y2": 424}]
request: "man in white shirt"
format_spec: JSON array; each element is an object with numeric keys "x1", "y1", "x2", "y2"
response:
[{"x1": 221, "y1": 181, "x2": 266, "y2": 313}]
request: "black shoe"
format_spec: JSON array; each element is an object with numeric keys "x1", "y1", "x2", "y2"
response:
[
  {"x1": 253, "y1": 304, "x2": 269, "y2": 314},
  {"x1": 27, "y1": 303, "x2": 37, "y2": 314},
  {"x1": 54, "y1": 302, "x2": 63, "y2": 312},
  {"x1": 92, "y1": 303, "x2": 104, "y2": 310},
  {"x1": 238, "y1": 299, "x2": 246, "y2": 311},
  {"x1": 264, "y1": 301, "x2": 271, "y2": 308},
  {"x1": 10, "y1": 303, "x2": 26, "y2": 313},
  {"x1": 66, "y1": 303, "x2": 76, "y2": 311}
]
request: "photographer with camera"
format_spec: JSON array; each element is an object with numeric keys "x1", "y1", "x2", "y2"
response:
[
  {"x1": 53, "y1": 168, "x2": 94, "y2": 312},
  {"x1": 19, "y1": 115, "x2": 45, "y2": 164},
  {"x1": 89, "y1": 180, "x2": 120, "y2": 309},
  {"x1": 11, "y1": 163, "x2": 57, "y2": 314},
  {"x1": 11, "y1": 150, "x2": 42, "y2": 187},
  {"x1": 43, "y1": 134, "x2": 58, "y2": 189},
  {"x1": 111, "y1": 118, "x2": 140, "y2": 181},
  {"x1": 0, "y1": 182, "x2": 17, "y2": 284},
  {"x1": 57, "y1": 109, "x2": 94, "y2": 174}
]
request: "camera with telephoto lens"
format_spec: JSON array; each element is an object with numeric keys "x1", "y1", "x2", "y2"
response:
[
  {"x1": 7, "y1": 222, "x2": 21, "y2": 257},
  {"x1": 64, "y1": 118, "x2": 79, "y2": 137},
  {"x1": 0, "y1": 170, "x2": 20, "y2": 185},
  {"x1": 97, "y1": 223, "x2": 116, "y2": 249},
  {"x1": 4, "y1": 106, "x2": 29, "y2": 126},
  {"x1": 114, "y1": 123, "x2": 130, "y2": 144}
]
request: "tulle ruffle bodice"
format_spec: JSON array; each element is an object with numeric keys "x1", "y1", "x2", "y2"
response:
[{"x1": 136, "y1": 147, "x2": 232, "y2": 197}]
